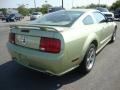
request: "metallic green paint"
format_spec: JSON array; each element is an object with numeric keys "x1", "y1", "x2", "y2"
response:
[{"x1": 7, "y1": 9, "x2": 117, "y2": 76}]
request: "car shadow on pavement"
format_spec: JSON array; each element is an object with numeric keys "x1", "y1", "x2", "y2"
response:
[{"x1": 0, "y1": 60, "x2": 86, "y2": 90}]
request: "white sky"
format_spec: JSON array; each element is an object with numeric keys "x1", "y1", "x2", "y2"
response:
[{"x1": 0, "y1": 0, "x2": 117, "y2": 9}]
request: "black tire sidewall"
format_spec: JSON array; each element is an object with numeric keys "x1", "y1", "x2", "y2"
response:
[
  {"x1": 81, "y1": 44, "x2": 96, "y2": 73},
  {"x1": 111, "y1": 28, "x2": 117, "y2": 43}
]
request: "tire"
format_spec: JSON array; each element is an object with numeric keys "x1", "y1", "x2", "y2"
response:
[
  {"x1": 13, "y1": 19, "x2": 16, "y2": 22},
  {"x1": 110, "y1": 28, "x2": 117, "y2": 43},
  {"x1": 80, "y1": 44, "x2": 96, "y2": 74},
  {"x1": 6, "y1": 20, "x2": 9, "y2": 22}
]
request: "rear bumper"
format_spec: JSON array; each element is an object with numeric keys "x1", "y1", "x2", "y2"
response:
[
  {"x1": 114, "y1": 14, "x2": 120, "y2": 18},
  {"x1": 7, "y1": 42, "x2": 65, "y2": 76},
  {"x1": 30, "y1": 17, "x2": 37, "y2": 20},
  {"x1": 6, "y1": 18, "x2": 14, "y2": 22}
]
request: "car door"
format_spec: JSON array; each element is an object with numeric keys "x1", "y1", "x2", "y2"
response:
[{"x1": 92, "y1": 12, "x2": 110, "y2": 46}]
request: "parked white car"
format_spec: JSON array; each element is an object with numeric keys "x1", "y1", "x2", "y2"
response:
[
  {"x1": 30, "y1": 12, "x2": 42, "y2": 20},
  {"x1": 96, "y1": 7, "x2": 114, "y2": 20}
]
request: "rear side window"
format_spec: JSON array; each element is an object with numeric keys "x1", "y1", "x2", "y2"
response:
[
  {"x1": 83, "y1": 15, "x2": 94, "y2": 25},
  {"x1": 93, "y1": 12, "x2": 106, "y2": 23}
]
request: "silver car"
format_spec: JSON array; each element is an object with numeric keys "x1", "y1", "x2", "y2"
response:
[{"x1": 30, "y1": 12, "x2": 42, "y2": 20}]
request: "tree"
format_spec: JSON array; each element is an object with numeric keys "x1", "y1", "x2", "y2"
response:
[
  {"x1": 29, "y1": 8, "x2": 35, "y2": 14},
  {"x1": 0, "y1": 8, "x2": 7, "y2": 15},
  {"x1": 73, "y1": 3, "x2": 108, "y2": 9},
  {"x1": 17, "y1": 5, "x2": 29, "y2": 16},
  {"x1": 40, "y1": 4, "x2": 52, "y2": 14},
  {"x1": 86, "y1": 3, "x2": 107, "y2": 9},
  {"x1": 110, "y1": 0, "x2": 120, "y2": 10}
]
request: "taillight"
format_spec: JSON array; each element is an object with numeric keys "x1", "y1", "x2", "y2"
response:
[
  {"x1": 9, "y1": 33, "x2": 15, "y2": 44},
  {"x1": 39, "y1": 37, "x2": 61, "y2": 53}
]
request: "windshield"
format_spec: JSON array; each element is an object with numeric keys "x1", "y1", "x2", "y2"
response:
[
  {"x1": 32, "y1": 10, "x2": 84, "y2": 26},
  {"x1": 97, "y1": 8, "x2": 109, "y2": 12},
  {"x1": 9, "y1": 14, "x2": 15, "y2": 18}
]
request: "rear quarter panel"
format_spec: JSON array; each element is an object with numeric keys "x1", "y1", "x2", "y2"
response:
[{"x1": 60, "y1": 24, "x2": 100, "y2": 70}]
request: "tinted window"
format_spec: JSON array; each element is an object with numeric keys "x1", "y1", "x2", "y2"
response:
[
  {"x1": 33, "y1": 10, "x2": 84, "y2": 26},
  {"x1": 93, "y1": 12, "x2": 106, "y2": 23},
  {"x1": 83, "y1": 15, "x2": 94, "y2": 25}
]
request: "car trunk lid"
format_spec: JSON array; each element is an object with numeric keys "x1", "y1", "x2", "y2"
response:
[{"x1": 9, "y1": 24, "x2": 66, "y2": 53}]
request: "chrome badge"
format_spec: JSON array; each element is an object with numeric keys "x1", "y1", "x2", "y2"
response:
[{"x1": 21, "y1": 36, "x2": 26, "y2": 45}]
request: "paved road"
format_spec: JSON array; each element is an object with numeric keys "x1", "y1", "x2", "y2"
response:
[{"x1": 0, "y1": 20, "x2": 120, "y2": 90}]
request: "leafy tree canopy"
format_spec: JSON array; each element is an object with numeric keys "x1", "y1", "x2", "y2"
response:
[
  {"x1": 110, "y1": 0, "x2": 120, "y2": 10},
  {"x1": 17, "y1": 5, "x2": 29, "y2": 16}
]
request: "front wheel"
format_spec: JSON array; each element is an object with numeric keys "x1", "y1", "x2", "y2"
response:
[
  {"x1": 13, "y1": 19, "x2": 17, "y2": 22},
  {"x1": 80, "y1": 44, "x2": 96, "y2": 74}
]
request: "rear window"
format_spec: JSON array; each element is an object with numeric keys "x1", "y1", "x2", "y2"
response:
[
  {"x1": 32, "y1": 10, "x2": 84, "y2": 26},
  {"x1": 83, "y1": 15, "x2": 94, "y2": 25}
]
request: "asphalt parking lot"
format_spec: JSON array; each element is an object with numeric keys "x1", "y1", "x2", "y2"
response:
[{"x1": 0, "y1": 18, "x2": 120, "y2": 90}]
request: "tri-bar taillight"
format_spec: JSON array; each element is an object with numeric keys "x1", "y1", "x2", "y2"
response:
[
  {"x1": 39, "y1": 37, "x2": 61, "y2": 53},
  {"x1": 9, "y1": 33, "x2": 15, "y2": 44}
]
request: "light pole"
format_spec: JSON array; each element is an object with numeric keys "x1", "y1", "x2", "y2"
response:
[
  {"x1": 34, "y1": 0, "x2": 36, "y2": 8},
  {"x1": 62, "y1": 0, "x2": 63, "y2": 8},
  {"x1": 72, "y1": 0, "x2": 74, "y2": 8},
  {"x1": 98, "y1": 0, "x2": 100, "y2": 6}
]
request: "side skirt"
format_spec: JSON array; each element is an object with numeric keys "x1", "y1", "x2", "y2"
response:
[{"x1": 96, "y1": 38, "x2": 111, "y2": 54}]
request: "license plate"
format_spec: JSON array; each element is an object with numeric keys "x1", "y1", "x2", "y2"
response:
[{"x1": 15, "y1": 34, "x2": 40, "y2": 49}]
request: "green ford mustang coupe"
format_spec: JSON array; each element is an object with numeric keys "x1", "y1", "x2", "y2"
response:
[{"x1": 7, "y1": 9, "x2": 117, "y2": 76}]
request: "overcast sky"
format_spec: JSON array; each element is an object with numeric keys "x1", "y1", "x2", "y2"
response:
[{"x1": 0, "y1": 0, "x2": 117, "y2": 9}]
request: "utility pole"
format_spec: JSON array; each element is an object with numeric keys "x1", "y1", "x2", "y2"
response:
[
  {"x1": 98, "y1": 0, "x2": 100, "y2": 6},
  {"x1": 72, "y1": 0, "x2": 74, "y2": 8},
  {"x1": 34, "y1": 0, "x2": 36, "y2": 8},
  {"x1": 62, "y1": 0, "x2": 63, "y2": 8}
]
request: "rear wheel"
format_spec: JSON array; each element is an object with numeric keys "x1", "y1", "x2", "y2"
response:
[
  {"x1": 110, "y1": 28, "x2": 117, "y2": 43},
  {"x1": 6, "y1": 20, "x2": 9, "y2": 22},
  {"x1": 80, "y1": 44, "x2": 96, "y2": 74}
]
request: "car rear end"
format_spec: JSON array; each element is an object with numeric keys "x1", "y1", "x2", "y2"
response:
[
  {"x1": 7, "y1": 25, "x2": 66, "y2": 75},
  {"x1": 7, "y1": 10, "x2": 85, "y2": 76},
  {"x1": 6, "y1": 14, "x2": 16, "y2": 22},
  {"x1": 30, "y1": 12, "x2": 42, "y2": 20}
]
